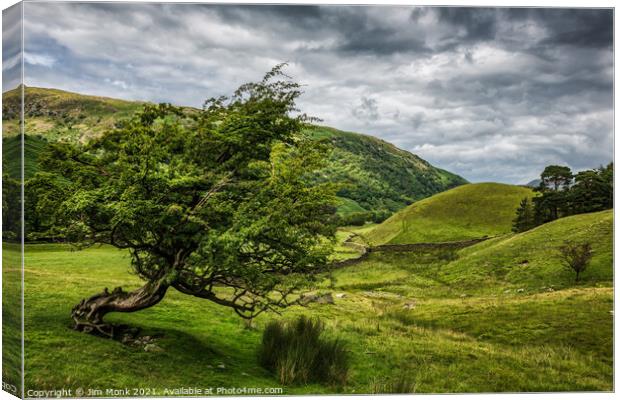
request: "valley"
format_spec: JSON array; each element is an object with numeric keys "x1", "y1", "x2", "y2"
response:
[{"x1": 2, "y1": 86, "x2": 614, "y2": 394}]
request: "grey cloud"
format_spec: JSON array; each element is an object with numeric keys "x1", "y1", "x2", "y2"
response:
[
  {"x1": 3, "y1": 3, "x2": 22, "y2": 91},
  {"x1": 16, "y1": 3, "x2": 614, "y2": 184}
]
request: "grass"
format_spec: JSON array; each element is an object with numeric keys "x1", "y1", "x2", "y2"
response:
[
  {"x1": 366, "y1": 183, "x2": 533, "y2": 245},
  {"x1": 2, "y1": 242, "x2": 22, "y2": 396},
  {"x1": 439, "y1": 210, "x2": 613, "y2": 290},
  {"x1": 258, "y1": 316, "x2": 349, "y2": 386},
  {"x1": 335, "y1": 196, "x2": 367, "y2": 215},
  {"x1": 13, "y1": 209, "x2": 613, "y2": 394}
]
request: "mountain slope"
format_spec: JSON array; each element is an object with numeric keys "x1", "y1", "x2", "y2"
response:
[
  {"x1": 366, "y1": 183, "x2": 533, "y2": 245},
  {"x1": 2, "y1": 86, "x2": 145, "y2": 140},
  {"x1": 307, "y1": 126, "x2": 467, "y2": 215},
  {"x1": 2, "y1": 87, "x2": 467, "y2": 214},
  {"x1": 440, "y1": 209, "x2": 613, "y2": 288}
]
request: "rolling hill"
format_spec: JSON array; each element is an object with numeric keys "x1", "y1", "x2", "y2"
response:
[
  {"x1": 2, "y1": 86, "x2": 467, "y2": 215},
  {"x1": 441, "y1": 209, "x2": 613, "y2": 289},
  {"x1": 365, "y1": 182, "x2": 533, "y2": 245}
]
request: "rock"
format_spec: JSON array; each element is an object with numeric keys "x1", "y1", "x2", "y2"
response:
[
  {"x1": 217, "y1": 364, "x2": 226, "y2": 369},
  {"x1": 121, "y1": 334, "x2": 133, "y2": 344},
  {"x1": 316, "y1": 293, "x2": 334, "y2": 304},
  {"x1": 300, "y1": 292, "x2": 335, "y2": 305},
  {"x1": 335, "y1": 293, "x2": 347, "y2": 299},
  {"x1": 298, "y1": 294, "x2": 318, "y2": 305},
  {"x1": 144, "y1": 343, "x2": 163, "y2": 353}
]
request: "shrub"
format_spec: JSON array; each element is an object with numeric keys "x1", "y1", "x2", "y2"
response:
[
  {"x1": 559, "y1": 241, "x2": 593, "y2": 282},
  {"x1": 258, "y1": 316, "x2": 349, "y2": 386}
]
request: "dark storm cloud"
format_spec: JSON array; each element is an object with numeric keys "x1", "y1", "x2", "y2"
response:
[{"x1": 18, "y1": 3, "x2": 613, "y2": 183}]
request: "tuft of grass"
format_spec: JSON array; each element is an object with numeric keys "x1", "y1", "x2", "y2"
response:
[
  {"x1": 366, "y1": 183, "x2": 533, "y2": 245},
  {"x1": 371, "y1": 375, "x2": 417, "y2": 394},
  {"x1": 258, "y1": 316, "x2": 349, "y2": 387}
]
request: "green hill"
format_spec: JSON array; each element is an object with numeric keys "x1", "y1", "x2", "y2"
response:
[
  {"x1": 366, "y1": 182, "x2": 533, "y2": 245},
  {"x1": 307, "y1": 126, "x2": 467, "y2": 215},
  {"x1": 2, "y1": 86, "x2": 144, "y2": 140},
  {"x1": 440, "y1": 209, "x2": 613, "y2": 289},
  {"x1": 3, "y1": 87, "x2": 467, "y2": 216}
]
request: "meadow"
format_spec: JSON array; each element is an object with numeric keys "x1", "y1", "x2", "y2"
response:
[{"x1": 14, "y1": 210, "x2": 613, "y2": 394}]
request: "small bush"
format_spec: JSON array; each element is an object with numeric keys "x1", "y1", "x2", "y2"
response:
[
  {"x1": 559, "y1": 241, "x2": 593, "y2": 282},
  {"x1": 258, "y1": 316, "x2": 349, "y2": 386}
]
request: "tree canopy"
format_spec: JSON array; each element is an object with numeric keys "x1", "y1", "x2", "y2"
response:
[
  {"x1": 513, "y1": 163, "x2": 613, "y2": 233},
  {"x1": 40, "y1": 65, "x2": 339, "y2": 336}
]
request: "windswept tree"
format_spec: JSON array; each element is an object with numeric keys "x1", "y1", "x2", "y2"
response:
[{"x1": 40, "y1": 65, "x2": 339, "y2": 338}]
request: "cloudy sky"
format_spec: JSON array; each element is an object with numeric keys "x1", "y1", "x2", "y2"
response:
[{"x1": 4, "y1": 3, "x2": 614, "y2": 183}]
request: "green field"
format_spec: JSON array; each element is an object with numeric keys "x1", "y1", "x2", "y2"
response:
[
  {"x1": 2, "y1": 243, "x2": 22, "y2": 396},
  {"x1": 367, "y1": 183, "x2": 533, "y2": 245},
  {"x1": 15, "y1": 209, "x2": 613, "y2": 394}
]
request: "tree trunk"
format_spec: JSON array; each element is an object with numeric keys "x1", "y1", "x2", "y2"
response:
[{"x1": 71, "y1": 278, "x2": 170, "y2": 338}]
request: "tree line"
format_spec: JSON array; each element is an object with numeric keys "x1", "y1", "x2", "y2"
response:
[{"x1": 512, "y1": 163, "x2": 613, "y2": 233}]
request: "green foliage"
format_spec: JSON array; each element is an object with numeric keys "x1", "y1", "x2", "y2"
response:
[
  {"x1": 540, "y1": 165, "x2": 573, "y2": 191},
  {"x1": 2, "y1": 174, "x2": 20, "y2": 241},
  {"x1": 530, "y1": 163, "x2": 612, "y2": 228},
  {"x1": 558, "y1": 241, "x2": 594, "y2": 283},
  {"x1": 39, "y1": 65, "x2": 339, "y2": 318},
  {"x1": 367, "y1": 183, "x2": 533, "y2": 245},
  {"x1": 306, "y1": 126, "x2": 467, "y2": 216},
  {"x1": 570, "y1": 163, "x2": 613, "y2": 214},
  {"x1": 258, "y1": 316, "x2": 349, "y2": 386},
  {"x1": 512, "y1": 197, "x2": 536, "y2": 233},
  {"x1": 337, "y1": 209, "x2": 391, "y2": 226}
]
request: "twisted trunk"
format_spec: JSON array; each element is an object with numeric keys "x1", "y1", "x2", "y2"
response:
[{"x1": 71, "y1": 278, "x2": 170, "y2": 338}]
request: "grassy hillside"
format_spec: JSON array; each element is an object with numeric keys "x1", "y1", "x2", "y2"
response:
[
  {"x1": 439, "y1": 210, "x2": 613, "y2": 290},
  {"x1": 308, "y1": 126, "x2": 467, "y2": 215},
  {"x1": 3, "y1": 86, "x2": 144, "y2": 140},
  {"x1": 2, "y1": 87, "x2": 467, "y2": 217},
  {"x1": 366, "y1": 183, "x2": 533, "y2": 245},
  {"x1": 17, "y1": 210, "x2": 613, "y2": 393}
]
